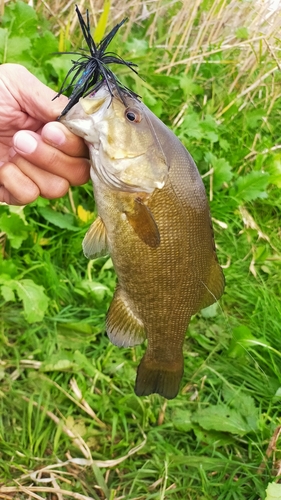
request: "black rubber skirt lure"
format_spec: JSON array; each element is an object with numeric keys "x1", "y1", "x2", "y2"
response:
[{"x1": 55, "y1": 5, "x2": 139, "y2": 117}]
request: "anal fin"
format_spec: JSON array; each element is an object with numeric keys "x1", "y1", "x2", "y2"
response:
[
  {"x1": 106, "y1": 286, "x2": 146, "y2": 347},
  {"x1": 82, "y1": 216, "x2": 108, "y2": 259}
]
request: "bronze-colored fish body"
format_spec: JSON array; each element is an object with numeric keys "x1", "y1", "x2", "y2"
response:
[{"x1": 61, "y1": 86, "x2": 224, "y2": 399}]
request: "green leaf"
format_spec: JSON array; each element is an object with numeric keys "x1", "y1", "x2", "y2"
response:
[
  {"x1": 43, "y1": 359, "x2": 76, "y2": 372},
  {"x1": 253, "y1": 244, "x2": 271, "y2": 264},
  {"x1": 0, "y1": 213, "x2": 29, "y2": 248},
  {"x1": 8, "y1": 205, "x2": 28, "y2": 223},
  {"x1": 0, "y1": 276, "x2": 49, "y2": 322},
  {"x1": 14, "y1": 279, "x2": 49, "y2": 323},
  {"x1": 201, "y1": 114, "x2": 218, "y2": 132},
  {"x1": 193, "y1": 425, "x2": 235, "y2": 446},
  {"x1": 41, "y1": 351, "x2": 77, "y2": 372},
  {"x1": 80, "y1": 280, "x2": 110, "y2": 302},
  {"x1": 125, "y1": 38, "x2": 148, "y2": 56},
  {"x1": 201, "y1": 302, "x2": 220, "y2": 318},
  {"x1": 0, "y1": 256, "x2": 17, "y2": 278},
  {"x1": 205, "y1": 152, "x2": 233, "y2": 190},
  {"x1": 38, "y1": 207, "x2": 80, "y2": 231},
  {"x1": 172, "y1": 409, "x2": 193, "y2": 432},
  {"x1": 2, "y1": 1, "x2": 38, "y2": 38},
  {"x1": 179, "y1": 75, "x2": 203, "y2": 97},
  {"x1": 101, "y1": 258, "x2": 114, "y2": 270},
  {"x1": 231, "y1": 170, "x2": 270, "y2": 202},
  {"x1": 228, "y1": 325, "x2": 255, "y2": 358},
  {"x1": 204, "y1": 130, "x2": 219, "y2": 143},
  {"x1": 274, "y1": 388, "x2": 281, "y2": 398},
  {"x1": 267, "y1": 156, "x2": 281, "y2": 188},
  {"x1": 142, "y1": 88, "x2": 163, "y2": 116},
  {"x1": 192, "y1": 404, "x2": 254, "y2": 435},
  {"x1": 0, "y1": 284, "x2": 16, "y2": 302},
  {"x1": 5, "y1": 36, "x2": 31, "y2": 61},
  {"x1": 222, "y1": 387, "x2": 259, "y2": 430},
  {"x1": 182, "y1": 113, "x2": 204, "y2": 139},
  {"x1": 244, "y1": 110, "x2": 264, "y2": 130},
  {"x1": 219, "y1": 138, "x2": 230, "y2": 151},
  {"x1": 47, "y1": 55, "x2": 79, "y2": 90},
  {"x1": 32, "y1": 31, "x2": 58, "y2": 62},
  {"x1": 265, "y1": 482, "x2": 281, "y2": 500}
]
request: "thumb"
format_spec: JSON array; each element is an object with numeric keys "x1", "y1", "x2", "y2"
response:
[{"x1": 2, "y1": 63, "x2": 69, "y2": 122}]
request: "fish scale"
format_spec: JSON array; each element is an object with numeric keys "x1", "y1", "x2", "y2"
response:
[{"x1": 61, "y1": 84, "x2": 224, "y2": 399}]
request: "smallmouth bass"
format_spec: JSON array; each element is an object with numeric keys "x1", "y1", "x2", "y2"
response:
[{"x1": 61, "y1": 84, "x2": 224, "y2": 399}]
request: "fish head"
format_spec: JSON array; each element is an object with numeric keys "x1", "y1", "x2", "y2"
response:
[{"x1": 60, "y1": 85, "x2": 168, "y2": 192}]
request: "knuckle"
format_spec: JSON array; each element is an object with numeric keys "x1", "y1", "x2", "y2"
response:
[
  {"x1": 70, "y1": 159, "x2": 91, "y2": 186},
  {"x1": 42, "y1": 177, "x2": 69, "y2": 199},
  {"x1": 0, "y1": 162, "x2": 39, "y2": 204},
  {"x1": 0, "y1": 162, "x2": 16, "y2": 180},
  {"x1": 46, "y1": 148, "x2": 58, "y2": 167}
]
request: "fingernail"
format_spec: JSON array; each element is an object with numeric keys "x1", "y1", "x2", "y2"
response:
[
  {"x1": 13, "y1": 131, "x2": 38, "y2": 154},
  {"x1": 42, "y1": 123, "x2": 66, "y2": 146}
]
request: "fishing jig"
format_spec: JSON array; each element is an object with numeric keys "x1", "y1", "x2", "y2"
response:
[{"x1": 55, "y1": 5, "x2": 139, "y2": 117}]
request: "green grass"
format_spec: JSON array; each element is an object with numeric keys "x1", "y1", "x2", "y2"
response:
[{"x1": 1, "y1": 0, "x2": 281, "y2": 498}]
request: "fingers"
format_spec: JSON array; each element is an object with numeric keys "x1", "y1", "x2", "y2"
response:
[
  {"x1": 7, "y1": 156, "x2": 70, "y2": 200},
  {"x1": 12, "y1": 123, "x2": 90, "y2": 187},
  {"x1": 0, "y1": 160, "x2": 71, "y2": 204},
  {"x1": 0, "y1": 162, "x2": 40, "y2": 205},
  {"x1": 1, "y1": 118, "x2": 91, "y2": 205}
]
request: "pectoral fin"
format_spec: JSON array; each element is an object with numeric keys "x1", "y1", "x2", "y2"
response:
[
  {"x1": 106, "y1": 286, "x2": 146, "y2": 347},
  {"x1": 199, "y1": 258, "x2": 225, "y2": 310},
  {"x1": 125, "y1": 198, "x2": 160, "y2": 248},
  {"x1": 82, "y1": 216, "x2": 109, "y2": 259}
]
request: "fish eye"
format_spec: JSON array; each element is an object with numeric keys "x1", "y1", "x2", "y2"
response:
[{"x1": 125, "y1": 108, "x2": 142, "y2": 123}]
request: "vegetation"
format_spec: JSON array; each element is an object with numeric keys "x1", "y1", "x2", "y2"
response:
[{"x1": 0, "y1": 0, "x2": 281, "y2": 498}]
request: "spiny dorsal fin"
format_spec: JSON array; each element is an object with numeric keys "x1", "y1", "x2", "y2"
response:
[
  {"x1": 125, "y1": 197, "x2": 160, "y2": 248},
  {"x1": 82, "y1": 216, "x2": 108, "y2": 259},
  {"x1": 106, "y1": 286, "x2": 146, "y2": 347}
]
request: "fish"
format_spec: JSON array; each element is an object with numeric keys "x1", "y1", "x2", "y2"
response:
[{"x1": 60, "y1": 83, "x2": 225, "y2": 399}]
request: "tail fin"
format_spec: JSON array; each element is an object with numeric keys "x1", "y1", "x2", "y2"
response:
[{"x1": 134, "y1": 354, "x2": 184, "y2": 400}]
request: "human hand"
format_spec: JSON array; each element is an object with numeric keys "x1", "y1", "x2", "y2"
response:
[{"x1": 0, "y1": 64, "x2": 90, "y2": 205}]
